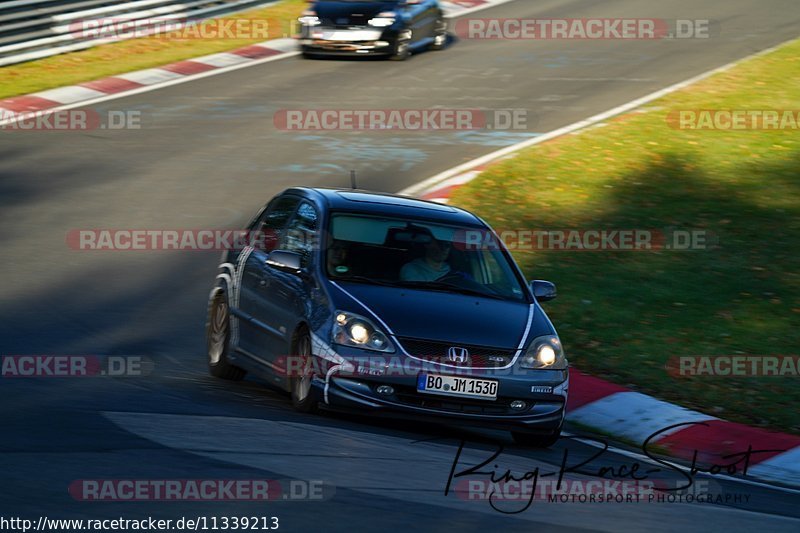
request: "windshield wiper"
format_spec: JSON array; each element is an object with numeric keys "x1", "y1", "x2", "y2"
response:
[
  {"x1": 394, "y1": 280, "x2": 505, "y2": 300},
  {"x1": 332, "y1": 275, "x2": 396, "y2": 287}
]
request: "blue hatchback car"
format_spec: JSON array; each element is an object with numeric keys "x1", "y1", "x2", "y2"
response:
[
  {"x1": 206, "y1": 188, "x2": 569, "y2": 446},
  {"x1": 297, "y1": 0, "x2": 448, "y2": 60}
]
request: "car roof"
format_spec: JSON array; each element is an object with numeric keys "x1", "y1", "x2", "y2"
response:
[{"x1": 286, "y1": 187, "x2": 486, "y2": 227}]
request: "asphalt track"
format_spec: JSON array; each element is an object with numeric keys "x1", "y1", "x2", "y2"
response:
[{"x1": 2, "y1": 0, "x2": 800, "y2": 531}]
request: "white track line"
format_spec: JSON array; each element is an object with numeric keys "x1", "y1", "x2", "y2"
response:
[
  {"x1": 0, "y1": 51, "x2": 300, "y2": 127},
  {"x1": 398, "y1": 37, "x2": 798, "y2": 196}
]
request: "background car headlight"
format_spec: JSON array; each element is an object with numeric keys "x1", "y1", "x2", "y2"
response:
[
  {"x1": 519, "y1": 335, "x2": 567, "y2": 369},
  {"x1": 298, "y1": 11, "x2": 321, "y2": 26},
  {"x1": 368, "y1": 12, "x2": 396, "y2": 27},
  {"x1": 333, "y1": 311, "x2": 395, "y2": 353}
]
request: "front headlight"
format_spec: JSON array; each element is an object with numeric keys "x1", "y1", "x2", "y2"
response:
[
  {"x1": 332, "y1": 311, "x2": 395, "y2": 353},
  {"x1": 298, "y1": 11, "x2": 321, "y2": 26},
  {"x1": 519, "y1": 335, "x2": 567, "y2": 369},
  {"x1": 368, "y1": 12, "x2": 396, "y2": 27}
]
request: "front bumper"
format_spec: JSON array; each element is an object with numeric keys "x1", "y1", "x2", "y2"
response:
[
  {"x1": 311, "y1": 357, "x2": 568, "y2": 433},
  {"x1": 298, "y1": 26, "x2": 394, "y2": 56}
]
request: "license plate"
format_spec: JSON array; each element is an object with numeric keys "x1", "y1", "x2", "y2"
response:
[
  {"x1": 327, "y1": 30, "x2": 381, "y2": 41},
  {"x1": 417, "y1": 374, "x2": 498, "y2": 400}
]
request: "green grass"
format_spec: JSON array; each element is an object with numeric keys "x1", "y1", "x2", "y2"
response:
[
  {"x1": 0, "y1": 0, "x2": 306, "y2": 99},
  {"x1": 451, "y1": 40, "x2": 800, "y2": 434}
]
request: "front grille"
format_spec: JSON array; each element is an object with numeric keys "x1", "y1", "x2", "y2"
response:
[
  {"x1": 313, "y1": 41, "x2": 377, "y2": 50},
  {"x1": 346, "y1": 14, "x2": 369, "y2": 26},
  {"x1": 324, "y1": 15, "x2": 369, "y2": 28},
  {"x1": 397, "y1": 337, "x2": 517, "y2": 368}
]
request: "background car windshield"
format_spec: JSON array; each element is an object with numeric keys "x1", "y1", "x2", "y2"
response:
[{"x1": 327, "y1": 214, "x2": 527, "y2": 302}]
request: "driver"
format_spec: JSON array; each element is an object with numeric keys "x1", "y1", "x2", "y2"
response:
[
  {"x1": 327, "y1": 240, "x2": 350, "y2": 276},
  {"x1": 400, "y1": 237, "x2": 452, "y2": 282}
]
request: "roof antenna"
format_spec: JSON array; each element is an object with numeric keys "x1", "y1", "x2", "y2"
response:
[{"x1": 350, "y1": 169, "x2": 357, "y2": 190}]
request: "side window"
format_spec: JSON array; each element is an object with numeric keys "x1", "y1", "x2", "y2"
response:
[
  {"x1": 254, "y1": 196, "x2": 300, "y2": 252},
  {"x1": 280, "y1": 202, "x2": 319, "y2": 267}
]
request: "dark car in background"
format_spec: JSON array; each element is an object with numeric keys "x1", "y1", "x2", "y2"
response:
[
  {"x1": 206, "y1": 188, "x2": 568, "y2": 446},
  {"x1": 297, "y1": 0, "x2": 448, "y2": 60}
]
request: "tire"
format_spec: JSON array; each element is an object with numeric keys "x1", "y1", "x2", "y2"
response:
[
  {"x1": 390, "y1": 31, "x2": 411, "y2": 61},
  {"x1": 206, "y1": 290, "x2": 246, "y2": 381},
  {"x1": 430, "y1": 20, "x2": 447, "y2": 51},
  {"x1": 511, "y1": 424, "x2": 562, "y2": 448},
  {"x1": 290, "y1": 329, "x2": 319, "y2": 413}
]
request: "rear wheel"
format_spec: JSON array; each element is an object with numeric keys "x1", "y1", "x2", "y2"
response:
[
  {"x1": 290, "y1": 329, "x2": 319, "y2": 413},
  {"x1": 206, "y1": 291, "x2": 246, "y2": 381},
  {"x1": 511, "y1": 424, "x2": 562, "y2": 448}
]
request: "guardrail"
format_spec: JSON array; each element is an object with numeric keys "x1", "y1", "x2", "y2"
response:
[{"x1": 0, "y1": 0, "x2": 279, "y2": 67}]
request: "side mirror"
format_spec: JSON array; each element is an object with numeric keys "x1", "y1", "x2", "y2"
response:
[
  {"x1": 530, "y1": 280, "x2": 557, "y2": 302},
  {"x1": 266, "y1": 250, "x2": 303, "y2": 273}
]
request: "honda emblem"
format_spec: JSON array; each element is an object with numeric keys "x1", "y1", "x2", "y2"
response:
[{"x1": 447, "y1": 346, "x2": 470, "y2": 365}]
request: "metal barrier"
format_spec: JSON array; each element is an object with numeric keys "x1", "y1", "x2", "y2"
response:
[{"x1": 0, "y1": 0, "x2": 279, "y2": 67}]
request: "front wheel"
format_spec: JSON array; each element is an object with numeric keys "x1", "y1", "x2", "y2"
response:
[
  {"x1": 390, "y1": 31, "x2": 411, "y2": 61},
  {"x1": 206, "y1": 291, "x2": 246, "y2": 381},
  {"x1": 290, "y1": 330, "x2": 319, "y2": 413}
]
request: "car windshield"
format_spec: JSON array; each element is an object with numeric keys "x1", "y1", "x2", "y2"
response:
[{"x1": 326, "y1": 213, "x2": 527, "y2": 302}]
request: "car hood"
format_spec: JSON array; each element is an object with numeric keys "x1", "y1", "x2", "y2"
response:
[
  {"x1": 334, "y1": 282, "x2": 553, "y2": 349},
  {"x1": 314, "y1": 1, "x2": 399, "y2": 25}
]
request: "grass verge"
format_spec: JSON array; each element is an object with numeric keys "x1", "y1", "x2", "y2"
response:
[
  {"x1": 0, "y1": 0, "x2": 306, "y2": 99},
  {"x1": 451, "y1": 39, "x2": 800, "y2": 434}
]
